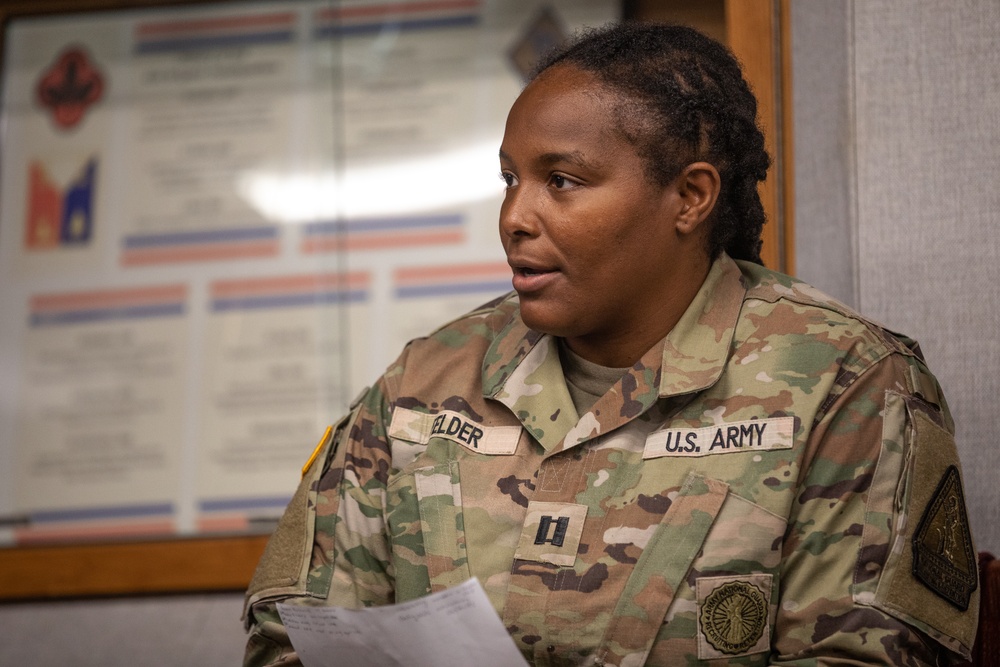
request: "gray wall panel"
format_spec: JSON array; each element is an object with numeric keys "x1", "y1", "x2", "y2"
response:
[
  {"x1": 791, "y1": 0, "x2": 857, "y2": 307},
  {"x1": 793, "y1": 0, "x2": 999, "y2": 553},
  {"x1": 853, "y1": 0, "x2": 1000, "y2": 551}
]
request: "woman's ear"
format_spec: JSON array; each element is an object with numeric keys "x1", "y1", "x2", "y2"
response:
[{"x1": 674, "y1": 162, "x2": 721, "y2": 236}]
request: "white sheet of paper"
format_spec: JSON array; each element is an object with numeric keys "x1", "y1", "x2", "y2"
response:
[{"x1": 277, "y1": 578, "x2": 528, "y2": 667}]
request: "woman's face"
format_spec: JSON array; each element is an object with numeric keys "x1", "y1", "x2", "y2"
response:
[{"x1": 499, "y1": 64, "x2": 710, "y2": 365}]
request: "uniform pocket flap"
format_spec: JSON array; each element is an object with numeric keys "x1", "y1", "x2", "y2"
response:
[{"x1": 597, "y1": 472, "x2": 730, "y2": 666}]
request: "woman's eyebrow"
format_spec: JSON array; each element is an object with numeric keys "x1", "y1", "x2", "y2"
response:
[
  {"x1": 538, "y1": 150, "x2": 591, "y2": 168},
  {"x1": 498, "y1": 149, "x2": 592, "y2": 169}
]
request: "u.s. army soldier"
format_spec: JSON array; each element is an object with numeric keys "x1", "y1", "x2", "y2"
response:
[{"x1": 244, "y1": 22, "x2": 978, "y2": 666}]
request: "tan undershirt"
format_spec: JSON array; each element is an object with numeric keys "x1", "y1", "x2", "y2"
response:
[{"x1": 558, "y1": 339, "x2": 631, "y2": 415}]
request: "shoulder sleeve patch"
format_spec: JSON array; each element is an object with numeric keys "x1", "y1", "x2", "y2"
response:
[
  {"x1": 243, "y1": 408, "x2": 356, "y2": 624},
  {"x1": 912, "y1": 464, "x2": 978, "y2": 610},
  {"x1": 869, "y1": 405, "x2": 979, "y2": 658}
]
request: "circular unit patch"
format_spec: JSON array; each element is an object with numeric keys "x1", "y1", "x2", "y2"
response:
[{"x1": 699, "y1": 580, "x2": 768, "y2": 655}]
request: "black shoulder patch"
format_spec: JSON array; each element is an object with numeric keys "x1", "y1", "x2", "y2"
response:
[{"x1": 912, "y1": 465, "x2": 978, "y2": 610}]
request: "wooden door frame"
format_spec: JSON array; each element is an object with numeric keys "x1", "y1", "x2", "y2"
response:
[{"x1": 725, "y1": 0, "x2": 794, "y2": 273}]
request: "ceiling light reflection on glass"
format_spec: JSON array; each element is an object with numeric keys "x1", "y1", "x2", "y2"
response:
[{"x1": 239, "y1": 140, "x2": 503, "y2": 224}]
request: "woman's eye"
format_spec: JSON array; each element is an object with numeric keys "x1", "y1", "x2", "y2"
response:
[
  {"x1": 550, "y1": 174, "x2": 575, "y2": 190},
  {"x1": 499, "y1": 171, "x2": 517, "y2": 188}
]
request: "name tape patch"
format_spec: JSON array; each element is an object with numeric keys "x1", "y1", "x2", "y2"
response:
[
  {"x1": 388, "y1": 407, "x2": 520, "y2": 455},
  {"x1": 643, "y1": 417, "x2": 795, "y2": 460}
]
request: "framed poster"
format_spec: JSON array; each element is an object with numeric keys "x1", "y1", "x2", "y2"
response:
[
  {"x1": 0, "y1": 0, "x2": 620, "y2": 595},
  {"x1": 0, "y1": 0, "x2": 791, "y2": 599}
]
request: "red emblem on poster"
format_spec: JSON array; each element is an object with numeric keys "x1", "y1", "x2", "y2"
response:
[{"x1": 35, "y1": 47, "x2": 105, "y2": 130}]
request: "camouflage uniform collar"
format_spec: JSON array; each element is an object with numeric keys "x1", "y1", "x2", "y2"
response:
[
  {"x1": 481, "y1": 255, "x2": 745, "y2": 454},
  {"x1": 658, "y1": 253, "x2": 745, "y2": 396}
]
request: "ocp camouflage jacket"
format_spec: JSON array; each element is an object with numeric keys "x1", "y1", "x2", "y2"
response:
[{"x1": 244, "y1": 254, "x2": 979, "y2": 666}]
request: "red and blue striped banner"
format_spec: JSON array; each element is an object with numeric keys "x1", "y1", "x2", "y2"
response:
[
  {"x1": 121, "y1": 226, "x2": 280, "y2": 266},
  {"x1": 29, "y1": 284, "x2": 187, "y2": 327},
  {"x1": 302, "y1": 214, "x2": 464, "y2": 253},
  {"x1": 196, "y1": 495, "x2": 293, "y2": 533},
  {"x1": 134, "y1": 12, "x2": 297, "y2": 54},
  {"x1": 314, "y1": 0, "x2": 480, "y2": 38},
  {"x1": 394, "y1": 261, "x2": 511, "y2": 299},
  {"x1": 209, "y1": 271, "x2": 370, "y2": 312},
  {"x1": 15, "y1": 502, "x2": 175, "y2": 544}
]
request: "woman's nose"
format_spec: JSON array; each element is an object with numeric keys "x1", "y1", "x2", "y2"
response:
[{"x1": 499, "y1": 186, "x2": 539, "y2": 240}]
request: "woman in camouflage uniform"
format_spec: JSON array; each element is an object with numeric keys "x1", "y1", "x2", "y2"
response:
[{"x1": 244, "y1": 23, "x2": 978, "y2": 666}]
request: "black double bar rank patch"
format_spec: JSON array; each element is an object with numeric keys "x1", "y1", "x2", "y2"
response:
[
  {"x1": 534, "y1": 515, "x2": 570, "y2": 547},
  {"x1": 912, "y1": 465, "x2": 978, "y2": 610}
]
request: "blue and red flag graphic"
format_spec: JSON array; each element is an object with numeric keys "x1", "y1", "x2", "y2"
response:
[{"x1": 25, "y1": 158, "x2": 97, "y2": 250}]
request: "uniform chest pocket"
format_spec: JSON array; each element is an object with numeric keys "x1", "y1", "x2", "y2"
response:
[
  {"x1": 650, "y1": 490, "x2": 785, "y2": 663},
  {"x1": 386, "y1": 460, "x2": 471, "y2": 601},
  {"x1": 691, "y1": 495, "x2": 784, "y2": 660},
  {"x1": 691, "y1": 492, "x2": 785, "y2": 577}
]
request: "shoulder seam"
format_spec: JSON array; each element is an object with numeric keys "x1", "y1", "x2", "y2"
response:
[{"x1": 420, "y1": 290, "x2": 516, "y2": 338}]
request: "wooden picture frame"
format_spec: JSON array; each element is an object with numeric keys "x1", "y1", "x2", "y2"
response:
[
  {"x1": 0, "y1": 0, "x2": 793, "y2": 601},
  {"x1": 0, "y1": 0, "x2": 276, "y2": 602}
]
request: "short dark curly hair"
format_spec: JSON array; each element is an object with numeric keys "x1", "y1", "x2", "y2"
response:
[{"x1": 533, "y1": 22, "x2": 771, "y2": 264}]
